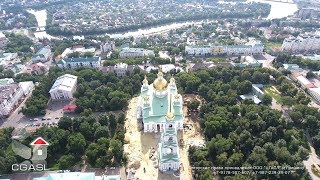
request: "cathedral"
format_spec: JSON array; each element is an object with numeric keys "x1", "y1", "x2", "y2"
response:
[{"x1": 138, "y1": 70, "x2": 184, "y2": 172}]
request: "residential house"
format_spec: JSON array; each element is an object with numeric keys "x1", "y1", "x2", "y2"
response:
[{"x1": 32, "y1": 46, "x2": 52, "y2": 63}]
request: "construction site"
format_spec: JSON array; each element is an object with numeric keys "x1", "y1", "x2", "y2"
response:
[{"x1": 123, "y1": 95, "x2": 205, "y2": 180}]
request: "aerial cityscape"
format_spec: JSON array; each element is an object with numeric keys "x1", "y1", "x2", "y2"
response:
[{"x1": 0, "y1": 0, "x2": 320, "y2": 179}]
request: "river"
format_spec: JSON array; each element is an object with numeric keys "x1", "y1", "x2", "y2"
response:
[
  {"x1": 28, "y1": 0, "x2": 298, "y2": 39},
  {"x1": 248, "y1": 0, "x2": 298, "y2": 19},
  {"x1": 27, "y1": 9, "x2": 57, "y2": 40}
]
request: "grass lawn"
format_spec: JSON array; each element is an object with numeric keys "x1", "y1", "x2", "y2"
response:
[
  {"x1": 265, "y1": 42, "x2": 282, "y2": 50},
  {"x1": 264, "y1": 86, "x2": 281, "y2": 103}
]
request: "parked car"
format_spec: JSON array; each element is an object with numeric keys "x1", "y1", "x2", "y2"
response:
[
  {"x1": 47, "y1": 117, "x2": 52, "y2": 120},
  {"x1": 33, "y1": 118, "x2": 39, "y2": 121},
  {"x1": 41, "y1": 117, "x2": 46, "y2": 121}
]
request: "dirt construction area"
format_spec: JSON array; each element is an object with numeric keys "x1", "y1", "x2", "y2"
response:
[{"x1": 124, "y1": 95, "x2": 205, "y2": 180}]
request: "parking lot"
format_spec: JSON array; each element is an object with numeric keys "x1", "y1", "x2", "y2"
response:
[{"x1": 1, "y1": 97, "x2": 75, "y2": 130}]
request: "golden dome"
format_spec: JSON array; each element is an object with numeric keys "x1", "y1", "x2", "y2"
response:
[
  {"x1": 153, "y1": 70, "x2": 168, "y2": 91},
  {"x1": 153, "y1": 77, "x2": 168, "y2": 90},
  {"x1": 170, "y1": 77, "x2": 175, "y2": 83},
  {"x1": 143, "y1": 75, "x2": 148, "y2": 84},
  {"x1": 166, "y1": 112, "x2": 175, "y2": 119}
]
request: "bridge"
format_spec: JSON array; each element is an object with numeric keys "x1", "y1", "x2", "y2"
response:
[
  {"x1": 262, "y1": 0, "x2": 295, "y2": 4},
  {"x1": 27, "y1": 26, "x2": 46, "y2": 32}
]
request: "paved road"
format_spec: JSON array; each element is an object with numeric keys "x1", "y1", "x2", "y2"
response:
[
  {"x1": 264, "y1": 54, "x2": 320, "y2": 179},
  {"x1": 303, "y1": 133, "x2": 320, "y2": 180}
]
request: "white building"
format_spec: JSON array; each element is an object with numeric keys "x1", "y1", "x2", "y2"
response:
[
  {"x1": 0, "y1": 32, "x2": 7, "y2": 50},
  {"x1": 225, "y1": 44, "x2": 264, "y2": 55},
  {"x1": 0, "y1": 83, "x2": 24, "y2": 117},
  {"x1": 309, "y1": 88, "x2": 320, "y2": 104},
  {"x1": 185, "y1": 43, "x2": 263, "y2": 56},
  {"x1": 119, "y1": 48, "x2": 155, "y2": 58},
  {"x1": 57, "y1": 57, "x2": 101, "y2": 69},
  {"x1": 281, "y1": 34, "x2": 320, "y2": 52},
  {"x1": 19, "y1": 81, "x2": 34, "y2": 96},
  {"x1": 61, "y1": 47, "x2": 96, "y2": 58},
  {"x1": 49, "y1": 74, "x2": 77, "y2": 100},
  {"x1": 100, "y1": 42, "x2": 115, "y2": 53},
  {"x1": 185, "y1": 45, "x2": 212, "y2": 56},
  {"x1": 114, "y1": 63, "x2": 128, "y2": 77}
]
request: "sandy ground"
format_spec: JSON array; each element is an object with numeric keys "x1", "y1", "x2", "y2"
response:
[{"x1": 124, "y1": 95, "x2": 205, "y2": 180}]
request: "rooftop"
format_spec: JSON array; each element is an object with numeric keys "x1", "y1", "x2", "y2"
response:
[
  {"x1": 0, "y1": 78, "x2": 14, "y2": 86},
  {"x1": 49, "y1": 74, "x2": 77, "y2": 93},
  {"x1": 36, "y1": 46, "x2": 51, "y2": 56},
  {"x1": 0, "y1": 83, "x2": 20, "y2": 104},
  {"x1": 59, "y1": 57, "x2": 100, "y2": 64}
]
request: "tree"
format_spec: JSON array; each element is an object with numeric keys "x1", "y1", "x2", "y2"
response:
[
  {"x1": 261, "y1": 94, "x2": 272, "y2": 105},
  {"x1": 67, "y1": 133, "x2": 86, "y2": 155},
  {"x1": 83, "y1": 52, "x2": 94, "y2": 57},
  {"x1": 238, "y1": 80, "x2": 252, "y2": 94},
  {"x1": 280, "y1": 96, "x2": 294, "y2": 107},
  {"x1": 58, "y1": 155, "x2": 76, "y2": 169},
  {"x1": 187, "y1": 100, "x2": 200, "y2": 111},
  {"x1": 198, "y1": 169, "x2": 214, "y2": 180},
  {"x1": 94, "y1": 126, "x2": 110, "y2": 139},
  {"x1": 58, "y1": 117, "x2": 73, "y2": 131},
  {"x1": 208, "y1": 134, "x2": 233, "y2": 158},
  {"x1": 110, "y1": 139, "x2": 123, "y2": 163}
]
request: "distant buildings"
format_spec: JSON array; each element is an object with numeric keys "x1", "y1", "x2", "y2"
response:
[
  {"x1": 291, "y1": 72, "x2": 320, "y2": 104},
  {"x1": 232, "y1": 56, "x2": 261, "y2": 68},
  {"x1": 114, "y1": 63, "x2": 128, "y2": 77},
  {"x1": 61, "y1": 46, "x2": 96, "y2": 58},
  {"x1": 119, "y1": 48, "x2": 155, "y2": 58},
  {"x1": 32, "y1": 46, "x2": 52, "y2": 63},
  {"x1": 100, "y1": 42, "x2": 115, "y2": 53},
  {"x1": 0, "y1": 53, "x2": 18, "y2": 66},
  {"x1": 27, "y1": 62, "x2": 48, "y2": 75},
  {"x1": 283, "y1": 64, "x2": 303, "y2": 72},
  {"x1": 49, "y1": 74, "x2": 77, "y2": 100},
  {"x1": 57, "y1": 57, "x2": 101, "y2": 69},
  {"x1": 185, "y1": 45, "x2": 212, "y2": 56},
  {"x1": 101, "y1": 63, "x2": 140, "y2": 77},
  {"x1": 160, "y1": 64, "x2": 184, "y2": 73},
  {"x1": 281, "y1": 34, "x2": 320, "y2": 53},
  {"x1": 0, "y1": 32, "x2": 7, "y2": 50},
  {"x1": 185, "y1": 41, "x2": 264, "y2": 56}
]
